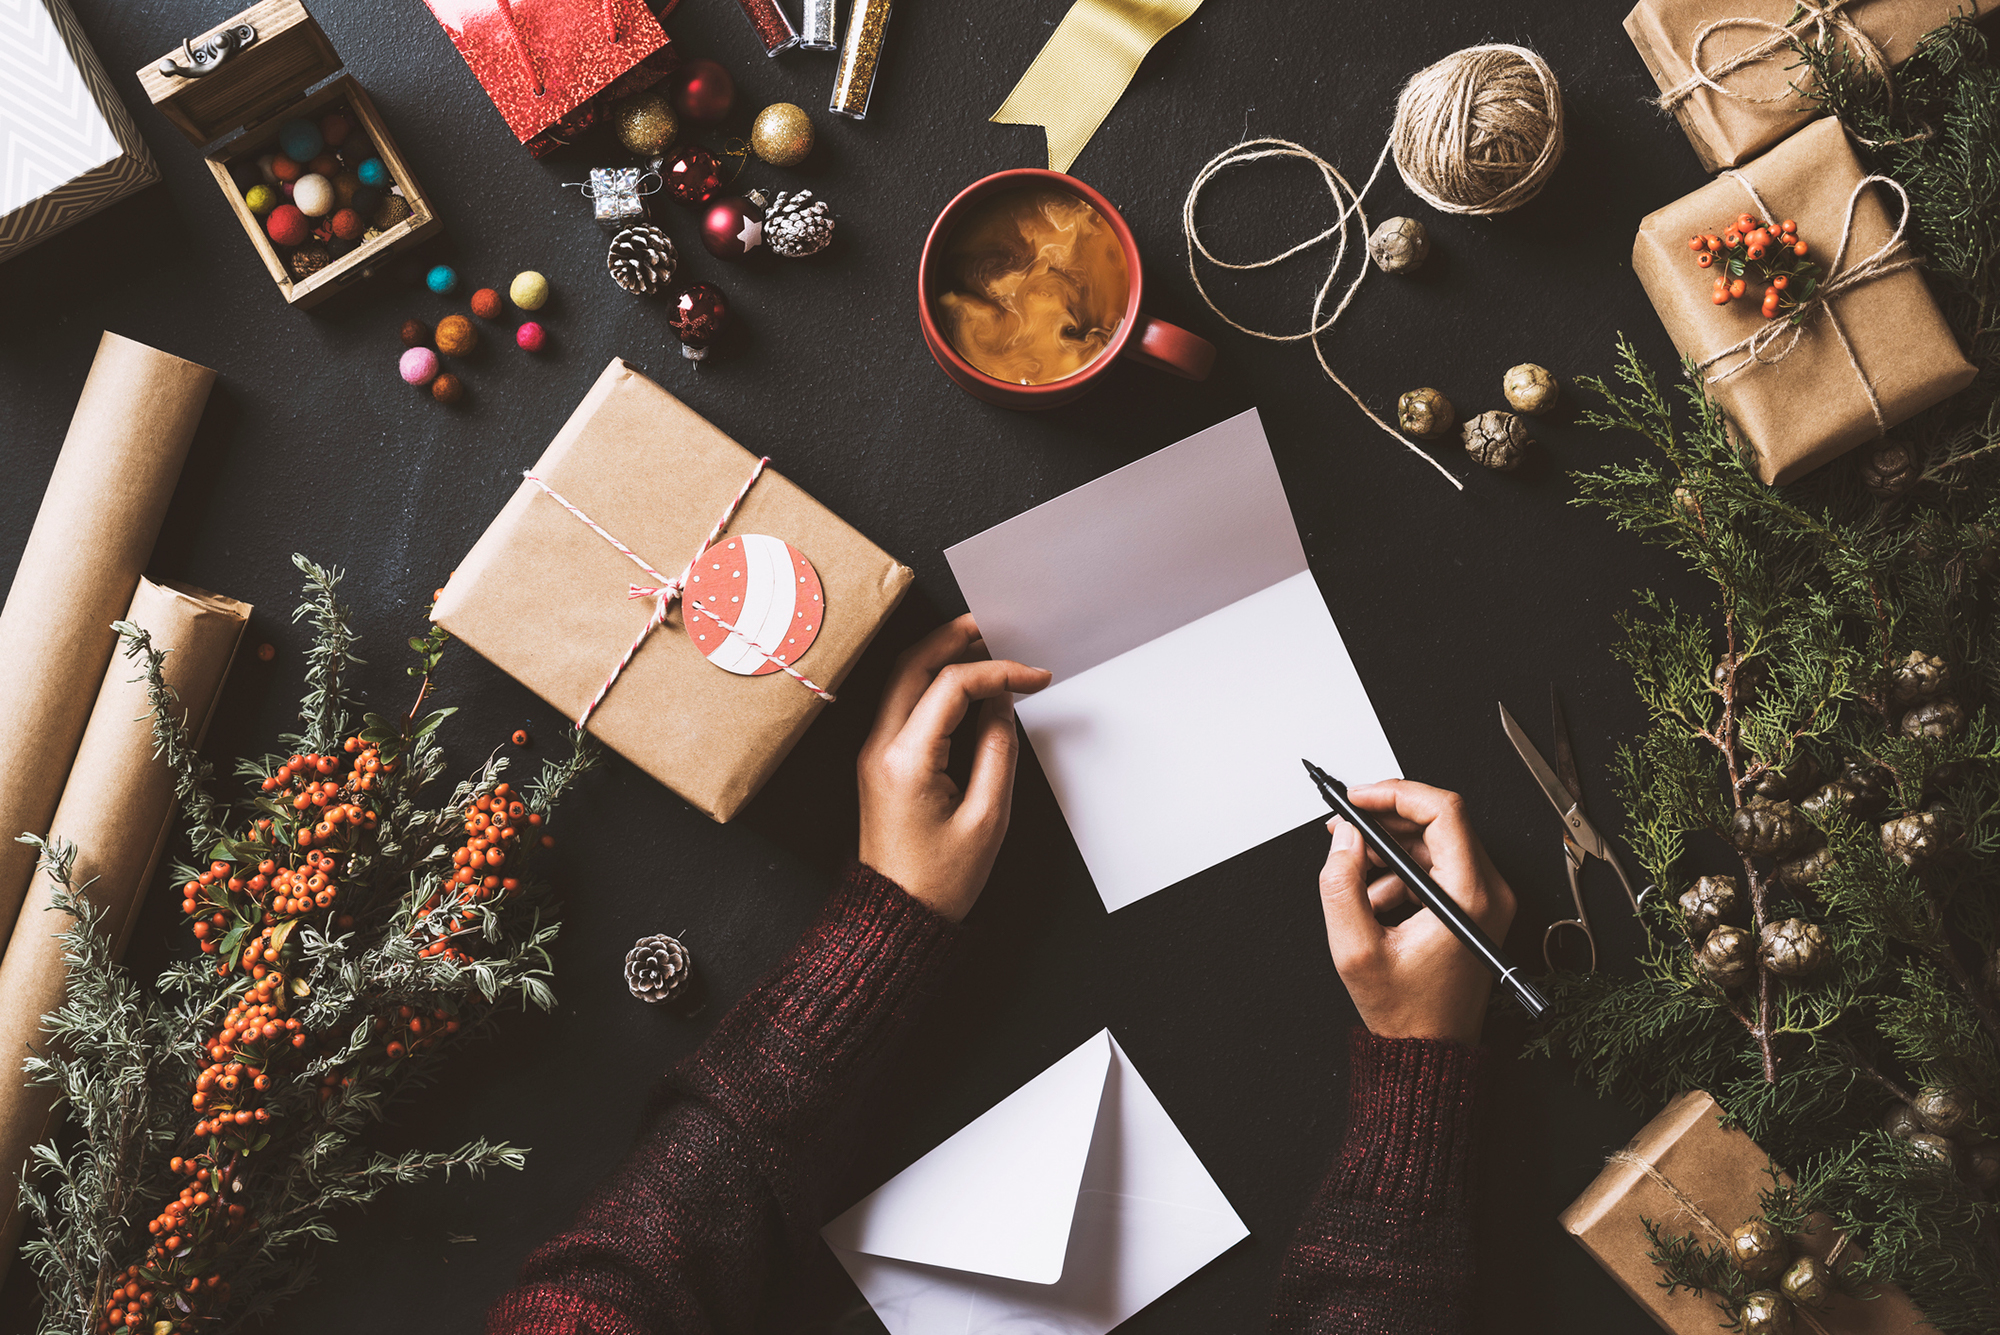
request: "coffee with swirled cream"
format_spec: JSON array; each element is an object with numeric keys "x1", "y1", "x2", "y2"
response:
[{"x1": 933, "y1": 187, "x2": 1130, "y2": 386}]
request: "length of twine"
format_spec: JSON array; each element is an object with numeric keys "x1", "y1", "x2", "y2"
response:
[
  {"x1": 1658, "y1": 0, "x2": 1891, "y2": 115},
  {"x1": 1182, "y1": 137, "x2": 1464, "y2": 491},
  {"x1": 524, "y1": 458, "x2": 834, "y2": 732}
]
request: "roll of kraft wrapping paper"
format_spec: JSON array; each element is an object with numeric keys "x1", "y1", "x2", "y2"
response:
[
  {"x1": 0, "y1": 332, "x2": 215, "y2": 943},
  {"x1": 0, "y1": 578, "x2": 248, "y2": 1278}
]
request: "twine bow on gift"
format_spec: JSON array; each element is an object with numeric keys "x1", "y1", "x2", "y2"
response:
[
  {"x1": 1696, "y1": 170, "x2": 1921, "y2": 438},
  {"x1": 523, "y1": 456, "x2": 835, "y2": 732},
  {"x1": 1658, "y1": 0, "x2": 1894, "y2": 117},
  {"x1": 1607, "y1": 1148, "x2": 1850, "y2": 1335}
]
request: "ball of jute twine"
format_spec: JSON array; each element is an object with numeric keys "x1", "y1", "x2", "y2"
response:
[{"x1": 1392, "y1": 44, "x2": 1564, "y2": 216}]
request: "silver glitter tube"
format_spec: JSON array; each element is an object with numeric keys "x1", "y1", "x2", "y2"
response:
[{"x1": 801, "y1": 0, "x2": 837, "y2": 50}]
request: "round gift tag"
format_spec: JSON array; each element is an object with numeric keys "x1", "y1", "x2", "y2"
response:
[{"x1": 684, "y1": 534, "x2": 824, "y2": 676}]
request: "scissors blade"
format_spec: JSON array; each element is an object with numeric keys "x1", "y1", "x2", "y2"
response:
[
  {"x1": 1550, "y1": 685, "x2": 1585, "y2": 807},
  {"x1": 1500, "y1": 701, "x2": 1612, "y2": 861}
]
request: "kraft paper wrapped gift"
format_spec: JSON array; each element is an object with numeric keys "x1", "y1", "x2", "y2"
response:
[
  {"x1": 1632, "y1": 117, "x2": 1974, "y2": 485},
  {"x1": 1623, "y1": 0, "x2": 1996, "y2": 171},
  {"x1": 1562, "y1": 1090, "x2": 1929, "y2": 1334},
  {"x1": 435, "y1": 359, "x2": 914, "y2": 822},
  {"x1": 0, "y1": 0, "x2": 159, "y2": 262}
]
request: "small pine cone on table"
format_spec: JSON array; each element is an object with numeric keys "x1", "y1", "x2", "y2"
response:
[
  {"x1": 624, "y1": 933, "x2": 693, "y2": 1003},
  {"x1": 608, "y1": 224, "x2": 678, "y2": 296},
  {"x1": 761, "y1": 189, "x2": 835, "y2": 258}
]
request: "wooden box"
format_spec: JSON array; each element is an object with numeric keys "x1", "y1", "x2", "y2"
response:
[{"x1": 138, "y1": 1, "x2": 440, "y2": 307}]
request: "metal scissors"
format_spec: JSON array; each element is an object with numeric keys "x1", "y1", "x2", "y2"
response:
[{"x1": 1499, "y1": 688, "x2": 1643, "y2": 974}]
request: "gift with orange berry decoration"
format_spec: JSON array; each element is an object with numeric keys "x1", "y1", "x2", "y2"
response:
[
  {"x1": 434, "y1": 358, "x2": 915, "y2": 823},
  {"x1": 1632, "y1": 117, "x2": 1975, "y2": 484}
]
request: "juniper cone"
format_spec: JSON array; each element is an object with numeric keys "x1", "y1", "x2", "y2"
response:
[
  {"x1": 1780, "y1": 1256, "x2": 1833, "y2": 1308},
  {"x1": 1776, "y1": 845, "x2": 1837, "y2": 886},
  {"x1": 1882, "y1": 1101, "x2": 1924, "y2": 1140},
  {"x1": 1963, "y1": 1142, "x2": 2000, "y2": 1191},
  {"x1": 1728, "y1": 800, "x2": 1814, "y2": 858},
  {"x1": 1367, "y1": 216, "x2": 1429, "y2": 273},
  {"x1": 761, "y1": 189, "x2": 835, "y2": 258},
  {"x1": 1697, "y1": 925, "x2": 1757, "y2": 990},
  {"x1": 1900, "y1": 696, "x2": 1968, "y2": 740},
  {"x1": 1738, "y1": 1290, "x2": 1795, "y2": 1335},
  {"x1": 1892, "y1": 650, "x2": 1951, "y2": 705},
  {"x1": 1731, "y1": 1218, "x2": 1790, "y2": 1281},
  {"x1": 1880, "y1": 808, "x2": 1951, "y2": 868},
  {"x1": 1860, "y1": 438, "x2": 1922, "y2": 497},
  {"x1": 1914, "y1": 1085, "x2": 1977, "y2": 1139},
  {"x1": 1679, "y1": 874, "x2": 1741, "y2": 935},
  {"x1": 1461, "y1": 409, "x2": 1528, "y2": 470},
  {"x1": 608, "y1": 224, "x2": 678, "y2": 296},
  {"x1": 1759, "y1": 918, "x2": 1829, "y2": 977},
  {"x1": 1753, "y1": 753, "x2": 1819, "y2": 800},
  {"x1": 1713, "y1": 655, "x2": 1765, "y2": 703},
  {"x1": 1906, "y1": 1131, "x2": 1957, "y2": 1171},
  {"x1": 624, "y1": 934, "x2": 693, "y2": 1004}
]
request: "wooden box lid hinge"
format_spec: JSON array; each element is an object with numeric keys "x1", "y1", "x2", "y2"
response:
[{"x1": 138, "y1": 0, "x2": 342, "y2": 146}]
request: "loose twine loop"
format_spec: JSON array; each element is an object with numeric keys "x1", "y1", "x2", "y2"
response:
[
  {"x1": 1180, "y1": 44, "x2": 1564, "y2": 491},
  {"x1": 1658, "y1": 0, "x2": 1893, "y2": 116},
  {"x1": 1608, "y1": 1149, "x2": 1849, "y2": 1335}
]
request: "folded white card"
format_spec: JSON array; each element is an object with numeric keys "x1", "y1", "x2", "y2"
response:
[
  {"x1": 945, "y1": 409, "x2": 1402, "y2": 910},
  {"x1": 824, "y1": 1030, "x2": 1247, "y2": 1335}
]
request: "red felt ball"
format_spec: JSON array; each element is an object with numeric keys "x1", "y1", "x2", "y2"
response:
[
  {"x1": 330, "y1": 208, "x2": 365, "y2": 242},
  {"x1": 469, "y1": 287, "x2": 503, "y2": 319},
  {"x1": 700, "y1": 196, "x2": 765, "y2": 261},
  {"x1": 320, "y1": 110, "x2": 353, "y2": 147},
  {"x1": 307, "y1": 152, "x2": 339, "y2": 178},
  {"x1": 266, "y1": 204, "x2": 310, "y2": 246},
  {"x1": 668, "y1": 282, "x2": 728, "y2": 360},
  {"x1": 271, "y1": 155, "x2": 303, "y2": 183},
  {"x1": 659, "y1": 147, "x2": 723, "y2": 206},
  {"x1": 672, "y1": 58, "x2": 735, "y2": 125}
]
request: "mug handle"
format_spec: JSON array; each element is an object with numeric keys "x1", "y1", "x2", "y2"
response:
[{"x1": 1121, "y1": 314, "x2": 1216, "y2": 381}]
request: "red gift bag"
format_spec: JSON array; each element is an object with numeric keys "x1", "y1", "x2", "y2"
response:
[{"x1": 426, "y1": 0, "x2": 678, "y2": 154}]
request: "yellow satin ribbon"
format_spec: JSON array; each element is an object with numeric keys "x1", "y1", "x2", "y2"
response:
[{"x1": 991, "y1": 0, "x2": 1207, "y2": 173}]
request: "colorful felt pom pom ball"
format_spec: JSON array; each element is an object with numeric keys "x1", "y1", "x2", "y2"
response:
[
  {"x1": 516, "y1": 321, "x2": 546, "y2": 352},
  {"x1": 470, "y1": 287, "x2": 503, "y2": 319},
  {"x1": 426, "y1": 264, "x2": 459, "y2": 295},
  {"x1": 292, "y1": 173, "x2": 335, "y2": 218},
  {"x1": 244, "y1": 184, "x2": 279, "y2": 216},
  {"x1": 278, "y1": 117, "x2": 323, "y2": 162},
  {"x1": 510, "y1": 270, "x2": 549, "y2": 311},
  {"x1": 358, "y1": 158, "x2": 390, "y2": 189},
  {"x1": 399, "y1": 347, "x2": 439, "y2": 385},
  {"x1": 266, "y1": 204, "x2": 310, "y2": 246},
  {"x1": 436, "y1": 313, "x2": 478, "y2": 356}
]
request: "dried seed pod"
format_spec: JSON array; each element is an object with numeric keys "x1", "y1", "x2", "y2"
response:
[
  {"x1": 1882, "y1": 1101, "x2": 1923, "y2": 1140},
  {"x1": 1697, "y1": 925, "x2": 1757, "y2": 990},
  {"x1": 1678, "y1": 875, "x2": 1741, "y2": 935},
  {"x1": 1738, "y1": 1290, "x2": 1794, "y2": 1335},
  {"x1": 1779, "y1": 1256, "x2": 1832, "y2": 1309},
  {"x1": 1397, "y1": 387, "x2": 1456, "y2": 440},
  {"x1": 1900, "y1": 697, "x2": 1968, "y2": 741},
  {"x1": 1367, "y1": 216, "x2": 1429, "y2": 273},
  {"x1": 1758, "y1": 918, "x2": 1829, "y2": 978},
  {"x1": 1906, "y1": 1131, "x2": 1956, "y2": 1171},
  {"x1": 1502, "y1": 362, "x2": 1559, "y2": 415},
  {"x1": 1914, "y1": 1085, "x2": 1977, "y2": 1139},
  {"x1": 1776, "y1": 844, "x2": 1837, "y2": 887},
  {"x1": 1730, "y1": 1218, "x2": 1789, "y2": 1282},
  {"x1": 1859, "y1": 439, "x2": 1921, "y2": 497},
  {"x1": 1962, "y1": 1141, "x2": 2000, "y2": 1192},
  {"x1": 1880, "y1": 808, "x2": 1951, "y2": 868},
  {"x1": 1891, "y1": 650, "x2": 1950, "y2": 707},
  {"x1": 1728, "y1": 800, "x2": 1813, "y2": 858},
  {"x1": 1462, "y1": 409, "x2": 1528, "y2": 470}
]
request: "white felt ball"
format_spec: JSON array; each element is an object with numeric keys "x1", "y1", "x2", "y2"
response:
[{"x1": 293, "y1": 172, "x2": 335, "y2": 218}]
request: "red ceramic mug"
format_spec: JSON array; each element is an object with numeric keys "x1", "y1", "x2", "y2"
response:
[{"x1": 917, "y1": 169, "x2": 1216, "y2": 409}]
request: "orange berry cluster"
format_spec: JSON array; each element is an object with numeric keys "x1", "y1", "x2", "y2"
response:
[
  {"x1": 374, "y1": 1001, "x2": 463, "y2": 1062},
  {"x1": 259, "y1": 739, "x2": 390, "y2": 851},
  {"x1": 189, "y1": 969, "x2": 303, "y2": 1139},
  {"x1": 1688, "y1": 212, "x2": 1814, "y2": 319},
  {"x1": 409, "y1": 782, "x2": 548, "y2": 965},
  {"x1": 99, "y1": 1156, "x2": 249, "y2": 1332}
]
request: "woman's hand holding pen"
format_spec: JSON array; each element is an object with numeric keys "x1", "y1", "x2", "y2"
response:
[{"x1": 1317, "y1": 780, "x2": 1517, "y2": 1045}]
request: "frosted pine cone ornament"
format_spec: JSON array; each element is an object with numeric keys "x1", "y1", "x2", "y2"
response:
[
  {"x1": 625, "y1": 933, "x2": 693, "y2": 1003},
  {"x1": 762, "y1": 189, "x2": 835, "y2": 258}
]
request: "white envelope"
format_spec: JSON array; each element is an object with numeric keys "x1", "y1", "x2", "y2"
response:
[
  {"x1": 823, "y1": 1031, "x2": 1248, "y2": 1335},
  {"x1": 945, "y1": 409, "x2": 1402, "y2": 911}
]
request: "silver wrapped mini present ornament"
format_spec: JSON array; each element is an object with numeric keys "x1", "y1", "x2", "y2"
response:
[{"x1": 583, "y1": 166, "x2": 659, "y2": 229}]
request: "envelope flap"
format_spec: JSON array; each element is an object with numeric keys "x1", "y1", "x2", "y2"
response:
[{"x1": 822, "y1": 1031, "x2": 1112, "y2": 1284}]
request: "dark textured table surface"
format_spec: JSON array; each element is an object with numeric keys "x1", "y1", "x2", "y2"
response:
[{"x1": 0, "y1": 1, "x2": 1722, "y2": 1329}]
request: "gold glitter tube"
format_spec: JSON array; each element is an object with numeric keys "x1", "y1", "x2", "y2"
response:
[{"x1": 830, "y1": 0, "x2": 892, "y2": 119}]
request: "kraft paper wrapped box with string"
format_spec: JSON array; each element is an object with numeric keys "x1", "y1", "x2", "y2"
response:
[
  {"x1": 1623, "y1": 0, "x2": 1998, "y2": 172},
  {"x1": 1631, "y1": 116, "x2": 1974, "y2": 485},
  {"x1": 1562, "y1": 1090, "x2": 1929, "y2": 1334},
  {"x1": 434, "y1": 359, "x2": 914, "y2": 822}
]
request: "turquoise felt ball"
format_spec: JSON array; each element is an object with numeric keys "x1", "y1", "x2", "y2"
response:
[
  {"x1": 357, "y1": 157, "x2": 390, "y2": 189},
  {"x1": 278, "y1": 118, "x2": 323, "y2": 162},
  {"x1": 426, "y1": 265, "x2": 459, "y2": 295}
]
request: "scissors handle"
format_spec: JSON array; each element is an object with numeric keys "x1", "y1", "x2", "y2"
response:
[{"x1": 1543, "y1": 918, "x2": 1598, "y2": 974}]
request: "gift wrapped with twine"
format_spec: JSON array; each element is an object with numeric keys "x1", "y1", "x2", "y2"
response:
[{"x1": 1631, "y1": 118, "x2": 1973, "y2": 484}]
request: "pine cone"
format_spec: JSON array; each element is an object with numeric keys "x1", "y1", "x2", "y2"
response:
[
  {"x1": 1461, "y1": 410, "x2": 1528, "y2": 470},
  {"x1": 623, "y1": 933, "x2": 693, "y2": 1003},
  {"x1": 1696, "y1": 924, "x2": 1756, "y2": 989},
  {"x1": 289, "y1": 243, "x2": 332, "y2": 280},
  {"x1": 1900, "y1": 697, "x2": 1968, "y2": 741},
  {"x1": 1728, "y1": 799, "x2": 1813, "y2": 858},
  {"x1": 1881, "y1": 807, "x2": 1952, "y2": 868},
  {"x1": 1737, "y1": 1291, "x2": 1792, "y2": 1335},
  {"x1": 1758, "y1": 917, "x2": 1828, "y2": 977},
  {"x1": 607, "y1": 224, "x2": 678, "y2": 296},
  {"x1": 761, "y1": 189, "x2": 835, "y2": 259},
  {"x1": 1779, "y1": 1257, "x2": 1832, "y2": 1309},
  {"x1": 1891, "y1": 650, "x2": 1950, "y2": 707},
  {"x1": 1729, "y1": 1218, "x2": 1789, "y2": 1282},
  {"x1": 1914, "y1": 1084, "x2": 1976, "y2": 1138},
  {"x1": 1776, "y1": 844, "x2": 1836, "y2": 886},
  {"x1": 1860, "y1": 439, "x2": 1921, "y2": 497},
  {"x1": 1678, "y1": 875, "x2": 1741, "y2": 935}
]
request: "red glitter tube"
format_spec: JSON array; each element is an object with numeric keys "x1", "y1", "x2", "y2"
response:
[{"x1": 734, "y1": 0, "x2": 801, "y2": 55}]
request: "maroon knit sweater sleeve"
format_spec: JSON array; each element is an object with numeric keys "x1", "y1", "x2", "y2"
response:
[
  {"x1": 485, "y1": 863, "x2": 960, "y2": 1335},
  {"x1": 1269, "y1": 1027, "x2": 1491, "y2": 1335}
]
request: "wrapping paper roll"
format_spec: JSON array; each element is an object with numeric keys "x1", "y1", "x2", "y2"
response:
[
  {"x1": 0, "y1": 577, "x2": 249, "y2": 1276},
  {"x1": 0, "y1": 333, "x2": 215, "y2": 938}
]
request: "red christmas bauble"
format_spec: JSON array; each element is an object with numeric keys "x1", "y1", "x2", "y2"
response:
[
  {"x1": 700, "y1": 196, "x2": 765, "y2": 261},
  {"x1": 669, "y1": 282, "x2": 729, "y2": 360},
  {"x1": 672, "y1": 58, "x2": 735, "y2": 125},
  {"x1": 658, "y1": 146, "x2": 723, "y2": 206}
]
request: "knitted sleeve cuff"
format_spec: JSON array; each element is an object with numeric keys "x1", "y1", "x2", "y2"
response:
[
  {"x1": 673, "y1": 861, "x2": 961, "y2": 1151},
  {"x1": 1330, "y1": 1026, "x2": 1490, "y2": 1212}
]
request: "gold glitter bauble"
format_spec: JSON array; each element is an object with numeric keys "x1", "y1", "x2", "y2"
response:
[
  {"x1": 750, "y1": 102, "x2": 814, "y2": 167},
  {"x1": 613, "y1": 91, "x2": 678, "y2": 157}
]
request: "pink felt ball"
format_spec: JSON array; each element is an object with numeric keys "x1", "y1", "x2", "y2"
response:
[
  {"x1": 399, "y1": 346, "x2": 439, "y2": 385},
  {"x1": 515, "y1": 321, "x2": 547, "y2": 352}
]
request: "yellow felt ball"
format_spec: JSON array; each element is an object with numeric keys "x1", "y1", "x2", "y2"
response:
[
  {"x1": 750, "y1": 103, "x2": 814, "y2": 167},
  {"x1": 509, "y1": 270, "x2": 550, "y2": 311},
  {"x1": 244, "y1": 184, "x2": 279, "y2": 216}
]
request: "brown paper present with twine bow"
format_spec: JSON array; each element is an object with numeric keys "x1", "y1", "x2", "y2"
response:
[
  {"x1": 434, "y1": 359, "x2": 914, "y2": 822},
  {"x1": 1562, "y1": 1090, "x2": 1929, "y2": 1334},
  {"x1": 1623, "y1": 0, "x2": 1995, "y2": 171},
  {"x1": 1631, "y1": 117, "x2": 1973, "y2": 485}
]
